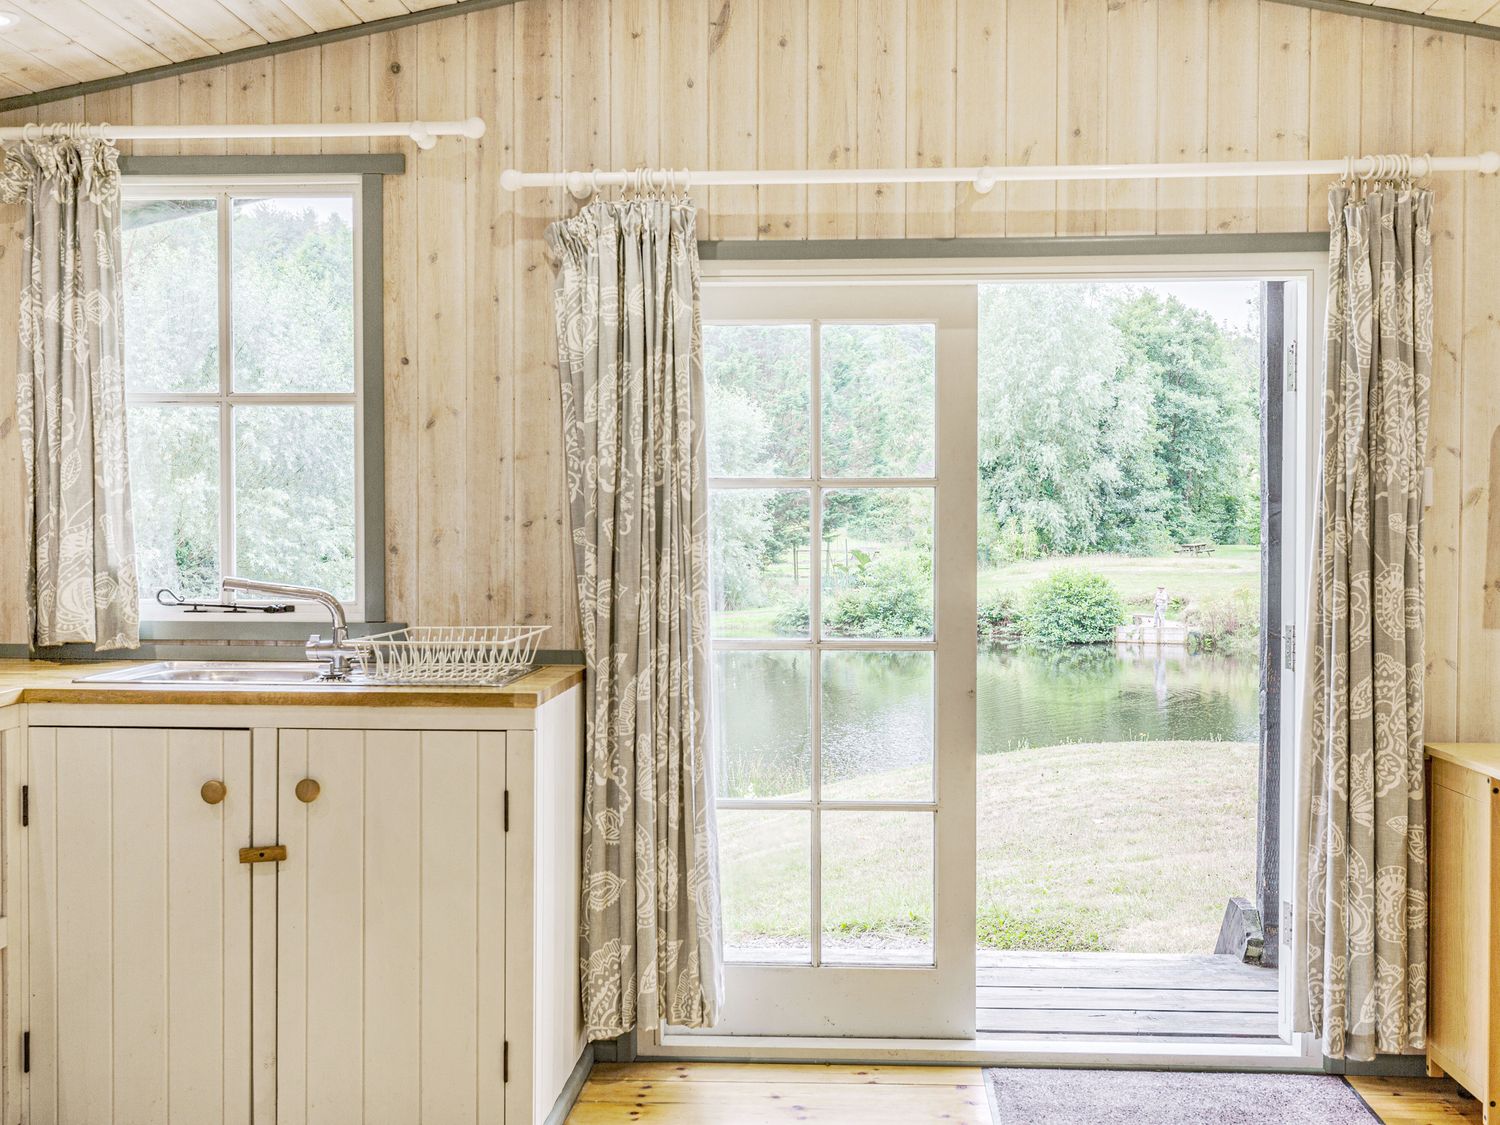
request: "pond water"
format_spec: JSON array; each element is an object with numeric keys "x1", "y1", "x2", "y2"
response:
[{"x1": 712, "y1": 642, "x2": 1260, "y2": 799}]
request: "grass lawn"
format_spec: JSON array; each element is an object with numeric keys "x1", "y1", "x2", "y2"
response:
[
  {"x1": 979, "y1": 546, "x2": 1260, "y2": 613},
  {"x1": 719, "y1": 739, "x2": 1259, "y2": 959}
]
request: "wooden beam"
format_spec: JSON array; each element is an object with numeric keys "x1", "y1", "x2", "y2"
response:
[
  {"x1": 1261, "y1": 0, "x2": 1500, "y2": 42},
  {"x1": 0, "y1": 0, "x2": 526, "y2": 114}
]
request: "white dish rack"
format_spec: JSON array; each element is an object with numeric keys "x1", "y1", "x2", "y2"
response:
[{"x1": 351, "y1": 625, "x2": 549, "y2": 686}]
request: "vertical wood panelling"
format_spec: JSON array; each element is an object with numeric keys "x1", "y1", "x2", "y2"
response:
[
  {"x1": 1459, "y1": 36, "x2": 1500, "y2": 740},
  {"x1": 1057, "y1": 0, "x2": 1106, "y2": 235},
  {"x1": 709, "y1": 0, "x2": 760, "y2": 238},
  {"x1": 954, "y1": 0, "x2": 1005, "y2": 236},
  {"x1": 414, "y1": 14, "x2": 468, "y2": 624},
  {"x1": 808, "y1": 0, "x2": 859, "y2": 237},
  {"x1": 1256, "y1": 3, "x2": 1309, "y2": 232},
  {"x1": 1004, "y1": 0, "x2": 1057, "y2": 235},
  {"x1": 512, "y1": 0, "x2": 565, "y2": 632},
  {"x1": 0, "y1": 0, "x2": 1493, "y2": 675},
  {"x1": 1105, "y1": 0, "x2": 1158, "y2": 234},
  {"x1": 464, "y1": 5, "x2": 516, "y2": 626},
  {"x1": 1416, "y1": 28, "x2": 1465, "y2": 742},
  {"x1": 857, "y1": 0, "x2": 906, "y2": 237},
  {"x1": 759, "y1": 0, "x2": 808, "y2": 238},
  {"x1": 1156, "y1": 0, "x2": 1209, "y2": 234},
  {"x1": 1306, "y1": 9, "x2": 1361, "y2": 231},
  {"x1": 369, "y1": 27, "x2": 419, "y2": 624},
  {"x1": 1206, "y1": 0, "x2": 1257, "y2": 231},
  {"x1": 905, "y1": 0, "x2": 956, "y2": 237}
]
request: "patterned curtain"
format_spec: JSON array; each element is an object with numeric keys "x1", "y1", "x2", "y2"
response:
[
  {"x1": 1302, "y1": 182, "x2": 1431, "y2": 1061},
  {"x1": 548, "y1": 197, "x2": 723, "y2": 1039},
  {"x1": 1, "y1": 133, "x2": 138, "y2": 650}
]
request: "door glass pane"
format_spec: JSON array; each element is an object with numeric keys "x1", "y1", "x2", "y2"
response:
[
  {"x1": 821, "y1": 488, "x2": 934, "y2": 639},
  {"x1": 128, "y1": 405, "x2": 220, "y2": 599},
  {"x1": 822, "y1": 811, "x2": 933, "y2": 965},
  {"x1": 720, "y1": 809, "x2": 812, "y2": 964},
  {"x1": 121, "y1": 198, "x2": 219, "y2": 393},
  {"x1": 714, "y1": 651, "x2": 812, "y2": 800},
  {"x1": 821, "y1": 323, "x2": 935, "y2": 478},
  {"x1": 234, "y1": 405, "x2": 357, "y2": 600},
  {"x1": 705, "y1": 324, "x2": 812, "y2": 477},
  {"x1": 232, "y1": 196, "x2": 355, "y2": 393},
  {"x1": 711, "y1": 489, "x2": 811, "y2": 638},
  {"x1": 821, "y1": 651, "x2": 933, "y2": 801}
]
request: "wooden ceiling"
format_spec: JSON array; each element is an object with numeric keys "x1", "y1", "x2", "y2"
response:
[
  {"x1": 0, "y1": 0, "x2": 1496, "y2": 106},
  {"x1": 0, "y1": 0, "x2": 465, "y2": 99}
]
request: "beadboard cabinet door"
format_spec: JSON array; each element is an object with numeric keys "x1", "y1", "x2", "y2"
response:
[
  {"x1": 25, "y1": 726, "x2": 253, "y2": 1125},
  {"x1": 275, "y1": 728, "x2": 507, "y2": 1125}
]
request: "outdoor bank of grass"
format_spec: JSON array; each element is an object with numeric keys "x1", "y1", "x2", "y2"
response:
[{"x1": 719, "y1": 739, "x2": 1259, "y2": 958}]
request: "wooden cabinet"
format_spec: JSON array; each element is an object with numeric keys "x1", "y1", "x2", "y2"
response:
[
  {"x1": 24, "y1": 727, "x2": 253, "y2": 1125},
  {"x1": 13, "y1": 688, "x2": 584, "y2": 1125},
  {"x1": 1425, "y1": 743, "x2": 1500, "y2": 1125}
]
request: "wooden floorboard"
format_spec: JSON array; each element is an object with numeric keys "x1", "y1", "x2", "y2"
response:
[
  {"x1": 566, "y1": 1064, "x2": 1480, "y2": 1124},
  {"x1": 1347, "y1": 1076, "x2": 1483, "y2": 1124}
]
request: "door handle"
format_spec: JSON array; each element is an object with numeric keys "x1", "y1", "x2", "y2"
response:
[{"x1": 239, "y1": 845, "x2": 287, "y2": 864}]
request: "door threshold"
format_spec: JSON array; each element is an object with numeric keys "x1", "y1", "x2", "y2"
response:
[{"x1": 646, "y1": 1031, "x2": 1323, "y2": 1071}]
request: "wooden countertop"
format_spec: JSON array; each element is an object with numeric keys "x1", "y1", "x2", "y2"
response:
[
  {"x1": 0, "y1": 660, "x2": 584, "y2": 709},
  {"x1": 1426, "y1": 743, "x2": 1500, "y2": 778}
]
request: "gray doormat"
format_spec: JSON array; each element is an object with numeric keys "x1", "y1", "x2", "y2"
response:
[{"x1": 985, "y1": 1068, "x2": 1380, "y2": 1124}]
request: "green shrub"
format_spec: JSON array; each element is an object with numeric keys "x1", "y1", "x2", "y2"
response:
[
  {"x1": 824, "y1": 551, "x2": 932, "y2": 638},
  {"x1": 1021, "y1": 569, "x2": 1125, "y2": 645},
  {"x1": 1188, "y1": 588, "x2": 1259, "y2": 652},
  {"x1": 977, "y1": 592, "x2": 1021, "y2": 638}
]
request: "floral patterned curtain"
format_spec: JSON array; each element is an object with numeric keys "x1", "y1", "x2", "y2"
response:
[
  {"x1": 1302, "y1": 182, "x2": 1431, "y2": 1060},
  {"x1": 1, "y1": 133, "x2": 138, "y2": 650},
  {"x1": 548, "y1": 197, "x2": 723, "y2": 1039}
]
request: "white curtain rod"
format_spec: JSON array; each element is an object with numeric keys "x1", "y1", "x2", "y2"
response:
[
  {"x1": 0, "y1": 118, "x2": 486, "y2": 151},
  {"x1": 500, "y1": 151, "x2": 1500, "y2": 197}
]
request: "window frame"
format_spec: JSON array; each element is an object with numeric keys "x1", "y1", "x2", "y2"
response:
[{"x1": 119, "y1": 168, "x2": 385, "y2": 631}]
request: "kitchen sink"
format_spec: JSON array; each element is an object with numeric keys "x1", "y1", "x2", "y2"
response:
[{"x1": 75, "y1": 661, "x2": 345, "y2": 685}]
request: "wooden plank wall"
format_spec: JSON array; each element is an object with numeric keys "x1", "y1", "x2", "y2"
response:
[{"x1": 0, "y1": 0, "x2": 1489, "y2": 741}]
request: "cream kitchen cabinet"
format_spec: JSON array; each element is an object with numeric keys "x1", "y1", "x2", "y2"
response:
[{"x1": 11, "y1": 680, "x2": 584, "y2": 1125}]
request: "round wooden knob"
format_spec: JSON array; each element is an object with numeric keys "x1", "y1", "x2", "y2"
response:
[
  {"x1": 295, "y1": 778, "x2": 321, "y2": 804},
  {"x1": 201, "y1": 780, "x2": 227, "y2": 805}
]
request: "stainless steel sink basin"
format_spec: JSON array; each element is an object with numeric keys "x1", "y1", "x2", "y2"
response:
[{"x1": 75, "y1": 661, "x2": 342, "y2": 685}]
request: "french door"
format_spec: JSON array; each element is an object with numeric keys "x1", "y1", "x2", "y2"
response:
[{"x1": 697, "y1": 284, "x2": 977, "y2": 1037}]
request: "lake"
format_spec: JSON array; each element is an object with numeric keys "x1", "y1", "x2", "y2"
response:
[{"x1": 713, "y1": 642, "x2": 1260, "y2": 799}]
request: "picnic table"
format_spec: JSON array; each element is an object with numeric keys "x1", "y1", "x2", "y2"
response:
[{"x1": 1174, "y1": 541, "x2": 1216, "y2": 557}]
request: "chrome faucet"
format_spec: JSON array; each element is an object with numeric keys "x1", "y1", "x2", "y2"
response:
[{"x1": 221, "y1": 577, "x2": 360, "y2": 680}]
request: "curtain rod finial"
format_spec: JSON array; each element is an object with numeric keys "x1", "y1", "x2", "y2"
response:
[
  {"x1": 463, "y1": 117, "x2": 487, "y2": 139},
  {"x1": 500, "y1": 169, "x2": 523, "y2": 192},
  {"x1": 1480, "y1": 151, "x2": 1500, "y2": 175}
]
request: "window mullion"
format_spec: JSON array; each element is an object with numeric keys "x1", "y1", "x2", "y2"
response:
[
  {"x1": 809, "y1": 316, "x2": 823, "y2": 969},
  {"x1": 218, "y1": 191, "x2": 235, "y2": 583}
]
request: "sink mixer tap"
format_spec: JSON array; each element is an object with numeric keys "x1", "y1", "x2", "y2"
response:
[{"x1": 220, "y1": 577, "x2": 361, "y2": 681}]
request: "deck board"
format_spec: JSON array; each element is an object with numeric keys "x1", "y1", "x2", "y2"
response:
[{"x1": 976, "y1": 951, "x2": 1280, "y2": 1040}]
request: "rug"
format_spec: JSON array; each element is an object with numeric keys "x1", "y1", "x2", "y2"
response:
[{"x1": 984, "y1": 1068, "x2": 1380, "y2": 1124}]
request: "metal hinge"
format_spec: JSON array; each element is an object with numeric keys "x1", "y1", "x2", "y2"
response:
[
  {"x1": 1286, "y1": 339, "x2": 1298, "y2": 392},
  {"x1": 22, "y1": 1031, "x2": 30, "y2": 1074},
  {"x1": 21, "y1": 784, "x2": 27, "y2": 828},
  {"x1": 1283, "y1": 625, "x2": 1295, "y2": 672},
  {"x1": 1281, "y1": 901, "x2": 1293, "y2": 945},
  {"x1": 503, "y1": 1040, "x2": 509, "y2": 1084},
  {"x1": 503, "y1": 790, "x2": 510, "y2": 833}
]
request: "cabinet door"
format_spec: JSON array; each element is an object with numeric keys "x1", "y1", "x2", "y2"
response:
[
  {"x1": 276, "y1": 729, "x2": 506, "y2": 1125},
  {"x1": 26, "y1": 727, "x2": 252, "y2": 1125}
]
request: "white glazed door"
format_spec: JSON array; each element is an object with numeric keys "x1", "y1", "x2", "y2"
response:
[
  {"x1": 274, "y1": 729, "x2": 507, "y2": 1125},
  {"x1": 25, "y1": 727, "x2": 253, "y2": 1125},
  {"x1": 699, "y1": 284, "x2": 978, "y2": 1038}
]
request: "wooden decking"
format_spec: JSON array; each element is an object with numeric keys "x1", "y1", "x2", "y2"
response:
[{"x1": 977, "y1": 951, "x2": 1280, "y2": 1041}]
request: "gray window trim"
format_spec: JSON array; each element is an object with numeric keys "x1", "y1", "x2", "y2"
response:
[
  {"x1": 26, "y1": 154, "x2": 399, "y2": 657},
  {"x1": 698, "y1": 232, "x2": 1332, "y2": 260}
]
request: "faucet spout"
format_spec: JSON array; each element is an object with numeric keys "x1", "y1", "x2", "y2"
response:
[{"x1": 221, "y1": 577, "x2": 357, "y2": 679}]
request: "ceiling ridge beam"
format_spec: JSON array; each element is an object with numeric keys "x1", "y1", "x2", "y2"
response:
[
  {"x1": 0, "y1": 0, "x2": 525, "y2": 115},
  {"x1": 1260, "y1": 0, "x2": 1500, "y2": 40}
]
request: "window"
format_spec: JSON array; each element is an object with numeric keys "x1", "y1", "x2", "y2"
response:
[{"x1": 121, "y1": 179, "x2": 365, "y2": 616}]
